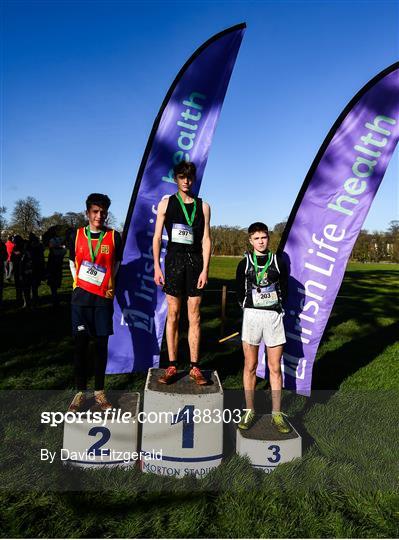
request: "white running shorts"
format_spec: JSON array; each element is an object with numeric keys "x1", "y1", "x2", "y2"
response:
[{"x1": 241, "y1": 308, "x2": 286, "y2": 347}]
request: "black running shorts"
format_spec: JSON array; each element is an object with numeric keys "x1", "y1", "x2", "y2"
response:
[
  {"x1": 163, "y1": 251, "x2": 203, "y2": 297},
  {"x1": 71, "y1": 304, "x2": 114, "y2": 336}
]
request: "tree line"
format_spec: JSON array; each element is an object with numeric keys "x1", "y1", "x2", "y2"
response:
[
  {"x1": 1, "y1": 197, "x2": 398, "y2": 262},
  {"x1": 211, "y1": 221, "x2": 399, "y2": 263}
]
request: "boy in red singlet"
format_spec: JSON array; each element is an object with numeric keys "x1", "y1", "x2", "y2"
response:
[{"x1": 68, "y1": 193, "x2": 122, "y2": 412}]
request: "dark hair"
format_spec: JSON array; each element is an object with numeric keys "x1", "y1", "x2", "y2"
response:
[
  {"x1": 28, "y1": 232, "x2": 39, "y2": 242},
  {"x1": 85, "y1": 193, "x2": 111, "y2": 211},
  {"x1": 248, "y1": 222, "x2": 269, "y2": 236},
  {"x1": 13, "y1": 235, "x2": 24, "y2": 249},
  {"x1": 173, "y1": 161, "x2": 196, "y2": 181}
]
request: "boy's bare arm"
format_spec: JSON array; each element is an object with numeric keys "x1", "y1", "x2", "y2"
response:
[
  {"x1": 153, "y1": 198, "x2": 168, "y2": 286},
  {"x1": 198, "y1": 202, "x2": 211, "y2": 289}
]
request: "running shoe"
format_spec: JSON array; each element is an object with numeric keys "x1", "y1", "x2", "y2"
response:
[
  {"x1": 271, "y1": 412, "x2": 292, "y2": 433},
  {"x1": 94, "y1": 391, "x2": 112, "y2": 411},
  {"x1": 158, "y1": 365, "x2": 178, "y2": 384},
  {"x1": 238, "y1": 408, "x2": 256, "y2": 430},
  {"x1": 189, "y1": 365, "x2": 207, "y2": 385},
  {"x1": 68, "y1": 391, "x2": 86, "y2": 412}
]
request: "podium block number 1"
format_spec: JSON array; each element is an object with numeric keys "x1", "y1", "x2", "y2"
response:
[
  {"x1": 172, "y1": 405, "x2": 194, "y2": 449},
  {"x1": 87, "y1": 427, "x2": 111, "y2": 456}
]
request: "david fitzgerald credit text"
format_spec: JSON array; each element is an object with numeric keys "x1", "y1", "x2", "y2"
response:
[{"x1": 40, "y1": 448, "x2": 163, "y2": 464}]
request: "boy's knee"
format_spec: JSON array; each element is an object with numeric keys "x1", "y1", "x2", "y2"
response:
[
  {"x1": 188, "y1": 309, "x2": 200, "y2": 326},
  {"x1": 167, "y1": 308, "x2": 180, "y2": 324},
  {"x1": 268, "y1": 363, "x2": 282, "y2": 377},
  {"x1": 244, "y1": 363, "x2": 257, "y2": 376}
]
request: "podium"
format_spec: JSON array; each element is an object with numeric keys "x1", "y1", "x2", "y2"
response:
[
  {"x1": 236, "y1": 414, "x2": 301, "y2": 472},
  {"x1": 140, "y1": 368, "x2": 223, "y2": 478},
  {"x1": 62, "y1": 392, "x2": 140, "y2": 468}
]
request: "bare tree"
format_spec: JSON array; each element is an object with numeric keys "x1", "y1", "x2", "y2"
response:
[
  {"x1": 388, "y1": 220, "x2": 399, "y2": 236},
  {"x1": 64, "y1": 211, "x2": 87, "y2": 229},
  {"x1": 386, "y1": 221, "x2": 399, "y2": 262},
  {"x1": 273, "y1": 220, "x2": 288, "y2": 235},
  {"x1": 351, "y1": 229, "x2": 371, "y2": 262},
  {"x1": 105, "y1": 211, "x2": 117, "y2": 229},
  {"x1": 10, "y1": 197, "x2": 41, "y2": 237},
  {"x1": 211, "y1": 226, "x2": 247, "y2": 256},
  {"x1": 40, "y1": 212, "x2": 66, "y2": 233},
  {"x1": 0, "y1": 206, "x2": 7, "y2": 234}
]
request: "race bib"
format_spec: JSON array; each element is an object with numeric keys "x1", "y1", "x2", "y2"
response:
[
  {"x1": 252, "y1": 283, "x2": 279, "y2": 308},
  {"x1": 171, "y1": 223, "x2": 194, "y2": 245},
  {"x1": 78, "y1": 260, "x2": 106, "y2": 287}
]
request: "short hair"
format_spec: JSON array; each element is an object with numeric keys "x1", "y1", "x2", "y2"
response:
[
  {"x1": 248, "y1": 222, "x2": 269, "y2": 236},
  {"x1": 173, "y1": 161, "x2": 196, "y2": 181},
  {"x1": 86, "y1": 193, "x2": 111, "y2": 211}
]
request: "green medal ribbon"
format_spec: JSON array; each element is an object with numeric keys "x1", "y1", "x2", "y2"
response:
[
  {"x1": 176, "y1": 193, "x2": 196, "y2": 226},
  {"x1": 86, "y1": 227, "x2": 105, "y2": 263},
  {"x1": 253, "y1": 251, "x2": 273, "y2": 285}
]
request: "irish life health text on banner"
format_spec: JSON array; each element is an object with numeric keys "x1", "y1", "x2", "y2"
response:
[
  {"x1": 257, "y1": 63, "x2": 399, "y2": 396},
  {"x1": 107, "y1": 24, "x2": 246, "y2": 373}
]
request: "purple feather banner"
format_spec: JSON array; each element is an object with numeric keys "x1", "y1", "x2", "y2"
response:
[
  {"x1": 107, "y1": 24, "x2": 246, "y2": 373},
  {"x1": 257, "y1": 63, "x2": 399, "y2": 396}
]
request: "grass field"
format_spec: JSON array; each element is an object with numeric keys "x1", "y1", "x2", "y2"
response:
[{"x1": 0, "y1": 258, "x2": 398, "y2": 538}]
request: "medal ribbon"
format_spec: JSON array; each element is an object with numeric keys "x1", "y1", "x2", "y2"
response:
[
  {"x1": 253, "y1": 252, "x2": 272, "y2": 285},
  {"x1": 177, "y1": 193, "x2": 196, "y2": 226},
  {"x1": 86, "y1": 227, "x2": 105, "y2": 263}
]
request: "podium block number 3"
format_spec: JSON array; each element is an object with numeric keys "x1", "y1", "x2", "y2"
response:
[
  {"x1": 267, "y1": 444, "x2": 281, "y2": 464},
  {"x1": 172, "y1": 405, "x2": 194, "y2": 449},
  {"x1": 87, "y1": 427, "x2": 111, "y2": 456}
]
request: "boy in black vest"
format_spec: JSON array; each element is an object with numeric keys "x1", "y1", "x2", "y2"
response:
[
  {"x1": 153, "y1": 161, "x2": 211, "y2": 385},
  {"x1": 235, "y1": 222, "x2": 291, "y2": 433}
]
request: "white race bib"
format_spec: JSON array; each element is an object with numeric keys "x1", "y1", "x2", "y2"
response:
[
  {"x1": 252, "y1": 283, "x2": 279, "y2": 308},
  {"x1": 78, "y1": 260, "x2": 106, "y2": 287},
  {"x1": 171, "y1": 223, "x2": 194, "y2": 245}
]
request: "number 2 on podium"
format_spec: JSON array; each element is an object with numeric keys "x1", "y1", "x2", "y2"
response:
[{"x1": 87, "y1": 426, "x2": 111, "y2": 456}]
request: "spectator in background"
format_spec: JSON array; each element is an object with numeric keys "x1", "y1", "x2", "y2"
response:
[
  {"x1": 27, "y1": 233, "x2": 45, "y2": 307},
  {"x1": 47, "y1": 226, "x2": 66, "y2": 307},
  {"x1": 11, "y1": 236, "x2": 24, "y2": 305},
  {"x1": 20, "y1": 238, "x2": 34, "y2": 308},
  {"x1": 5, "y1": 236, "x2": 15, "y2": 280},
  {"x1": 0, "y1": 239, "x2": 7, "y2": 306}
]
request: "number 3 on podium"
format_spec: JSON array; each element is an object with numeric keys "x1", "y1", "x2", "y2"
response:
[{"x1": 267, "y1": 444, "x2": 281, "y2": 463}]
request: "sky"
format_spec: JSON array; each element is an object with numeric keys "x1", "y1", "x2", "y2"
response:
[{"x1": 2, "y1": 0, "x2": 399, "y2": 232}]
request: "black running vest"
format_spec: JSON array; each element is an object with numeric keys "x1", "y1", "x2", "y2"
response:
[
  {"x1": 164, "y1": 194, "x2": 205, "y2": 253},
  {"x1": 243, "y1": 251, "x2": 283, "y2": 312}
]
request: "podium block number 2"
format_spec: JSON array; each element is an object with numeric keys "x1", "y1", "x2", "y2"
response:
[
  {"x1": 172, "y1": 405, "x2": 194, "y2": 449},
  {"x1": 87, "y1": 427, "x2": 111, "y2": 456},
  {"x1": 267, "y1": 444, "x2": 281, "y2": 464}
]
